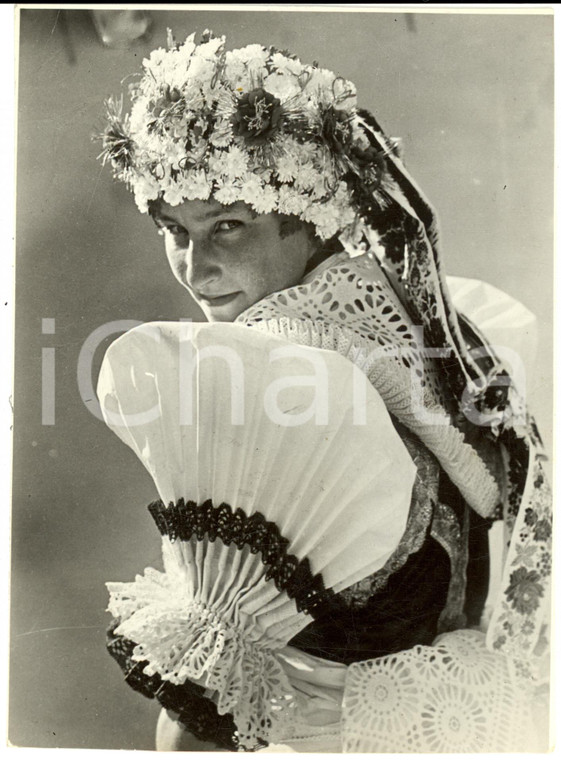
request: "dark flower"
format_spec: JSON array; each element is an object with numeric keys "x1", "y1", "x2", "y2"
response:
[
  {"x1": 505, "y1": 567, "x2": 544, "y2": 615},
  {"x1": 321, "y1": 106, "x2": 352, "y2": 154},
  {"x1": 150, "y1": 86, "x2": 184, "y2": 120},
  {"x1": 482, "y1": 380, "x2": 509, "y2": 412},
  {"x1": 533, "y1": 519, "x2": 551, "y2": 542},
  {"x1": 101, "y1": 125, "x2": 135, "y2": 171},
  {"x1": 232, "y1": 88, "x2": 283, "y2": 146},
  {"x1": 200, "y1": 29, "x2": 218, "y2": 44},
  {"x1": 539, "y1": 552, "x2": 552, "y2": 575},
  {"x1": 521, "y1": 619, "x2": 535, "y2": 636},
  {"x1": 349, "y1": 144, "x2": 385, "y2": 192},
  {"x1": 350, "y1": 144, "x2": 384, "y2": 171},
  {"x1": 493, "y1": 635, "x2": 506, "y2": 651},
  {"x1": 97, "y1": 97, "x2": 134, "y2": 171},
  {"x1": 524, "y1": 508, "x2": 537, "y2": 527}
]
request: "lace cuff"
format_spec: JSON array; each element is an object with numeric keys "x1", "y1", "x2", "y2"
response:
[{"x1": 106, "y1": 620, "x2": 241, "y2": 751}]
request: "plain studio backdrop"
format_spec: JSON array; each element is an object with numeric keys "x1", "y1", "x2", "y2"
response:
[{"x1": 10, "y1": 7, "x2": 553, "y2": 751}]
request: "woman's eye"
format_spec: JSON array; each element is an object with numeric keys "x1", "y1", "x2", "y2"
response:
[
  {"x1": 216, "y1": 220, "x2": 243, "y2": 233},
  {"x1": 157, "y1": 224, "x2": 187, "y2": 237}
]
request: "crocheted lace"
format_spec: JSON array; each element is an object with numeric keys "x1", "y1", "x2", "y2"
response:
[{"x1": 341, "y1": 629, "x2": 546, "y2": 752}]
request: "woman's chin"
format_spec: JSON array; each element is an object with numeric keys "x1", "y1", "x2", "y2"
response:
[{"x1": 202, "y1": 305, "x2": 244, "y2": 323}]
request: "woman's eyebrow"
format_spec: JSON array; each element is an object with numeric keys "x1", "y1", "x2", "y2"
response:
[
  {"x1": 149, "y1": 204, "x2": 257, "y2": 225},
  {"x1": 149, "y1": 210, "x2": 181, "y2": 226}
]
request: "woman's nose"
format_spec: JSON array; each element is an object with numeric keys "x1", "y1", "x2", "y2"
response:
[{"x1": 184, "y1": 238, "x2": 221, "y2": 293}]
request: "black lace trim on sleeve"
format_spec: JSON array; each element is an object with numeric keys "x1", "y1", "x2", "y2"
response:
[
  {"x1": 148, "y1": 498, "x2": 337, "y2": 618},
  {"x1": 107, "y1": 620, "x2": 243, "y2": 751}
]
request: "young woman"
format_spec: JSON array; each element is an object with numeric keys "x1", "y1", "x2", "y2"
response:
[{"x1": 97, "y1": 31, "x2": 551, "y2": 752}]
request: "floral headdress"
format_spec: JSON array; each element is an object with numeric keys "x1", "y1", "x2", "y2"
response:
[
  {"x1": 98, "y1": 29, "x2": 392, "y2": 249},
  {"x1": 98, "y1": 30, "x2": 525, "y2": 421}
]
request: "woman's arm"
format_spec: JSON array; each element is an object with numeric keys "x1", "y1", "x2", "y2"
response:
[{"x1": 156, "y1": 708, "x2": 223, "y2": 752}]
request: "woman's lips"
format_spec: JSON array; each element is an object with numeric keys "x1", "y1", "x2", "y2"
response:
[{"x1": 198, "y1": 292, "x2": 240, "y2": 307}]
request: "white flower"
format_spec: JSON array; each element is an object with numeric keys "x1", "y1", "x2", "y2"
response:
[
  {"x1": 312, "y1": 173, "x2": 330, "y2": 200},
  {"x1": 263, "y1": 72, "x2": 300, "y2": 102},
  {"x1": 210, "y1": 146, "x2": 248, "y2": 179},
  {"x1": 307, "y1": 68, "x2": 336, "y2": 99},
  {"x1": 251, "y1": 185, "x2": 278, "y2": 214},
  {"x1": 278, "y1": 185, "x2": 307, "y2": 216},
  {"x1": 304, "y1": 202, "x2": 341, "y2": 239},
  {"x1": 275, "y1": 153, "x2": 300, "y2": 183},
  {"x1": 195, "y1": 36, "x2": 225, "y2": 61},
  {"x1": 270, "y1": 52, "x2": 304, "y2": 78},
  {"x1": 239, "y1": 174, "x2": 264, "y2": 204},
  {"x1": 214, "y1": 179, "x2": 243, "y2": 206},
  {"x1": 142, "y1": 47, "x2": 168, "y2": 72},
  {"x1": 294, "y1": 163, "x2": 321, "y2": 191},
  {"x1": 210, "y1": 119, "x2": 235, "y2": 148},
  {"x1": 235, "y1": 44, "x2": 268, "y2": 65},
  {"x1": 162, "y1": 182, "x2": 186, "y2": 206},
  {"x1": 224, "y1": 52, "x2": 247, "y2": 88},
  {"x1": 129, "y1": 96, "x2": 151, "y2": 134},
  {"x1": 133, "y1": 173, "x2": 161, "y2": 212},
  {"x1": 184, "y1": 169, "x2": 212, "y2": 200},
  {"x1": 240, "y1": 174, "x2": 279, "y2": 213},
  {"x1": 183, "y1": 56, "x2": 216, "y2": 87}
]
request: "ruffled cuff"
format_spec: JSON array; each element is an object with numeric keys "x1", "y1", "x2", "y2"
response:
[{"x1": 106, "y1": 620, "x2": 243, "y2": 751}]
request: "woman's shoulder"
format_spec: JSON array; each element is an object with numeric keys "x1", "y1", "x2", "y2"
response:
[{"x1": 236, "y1": 250, "x2": 409, "y2": 330}]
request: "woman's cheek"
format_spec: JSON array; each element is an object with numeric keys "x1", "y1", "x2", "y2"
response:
[{"x1": 165, "y1": 245, "x2": 188, "y2": 285}]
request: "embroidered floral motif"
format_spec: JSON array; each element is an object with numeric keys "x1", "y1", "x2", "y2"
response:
[
  {"x1": 505, "y1": 568, "x2": 544, "y2": 615},
  {"x1": 488, "y1": 456, "x2": 552, "y2": 659}
]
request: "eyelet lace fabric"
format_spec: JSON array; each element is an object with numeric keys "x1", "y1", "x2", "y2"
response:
[
  {"x1": 341, "y1": 629, "x2": 545, "y2": 752},
  {"x1": 108, "y1": 559, "x2": 298, "y2": 749},
  {"x1": 106, "y1": 622, "x2": 240, "y2": 751}
]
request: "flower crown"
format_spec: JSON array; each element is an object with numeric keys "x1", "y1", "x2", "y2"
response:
[{"x1": 98, "y1": 30, "x2": 393, "y2": 246}]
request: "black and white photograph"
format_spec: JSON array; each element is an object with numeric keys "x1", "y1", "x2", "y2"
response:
[{"x1": 7, "y1": 4, "x2": 554, "y2": 753}]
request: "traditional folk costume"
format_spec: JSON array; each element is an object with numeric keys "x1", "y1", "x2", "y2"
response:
[{"x1": 97, "y1": 32, "x2": 551, "y2": 752}]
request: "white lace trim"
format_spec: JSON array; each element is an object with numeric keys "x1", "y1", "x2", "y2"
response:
[
  {"x1": 341, "y1": 629, "x2": 546, "y2": 752},
  {"x1": 107, "y1": 567, "x2": 299, "y2": 748}
]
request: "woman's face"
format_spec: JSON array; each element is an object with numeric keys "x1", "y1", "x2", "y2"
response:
[{"x1": 152, "y1": 199, "x2": 317, "y2": 322}]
